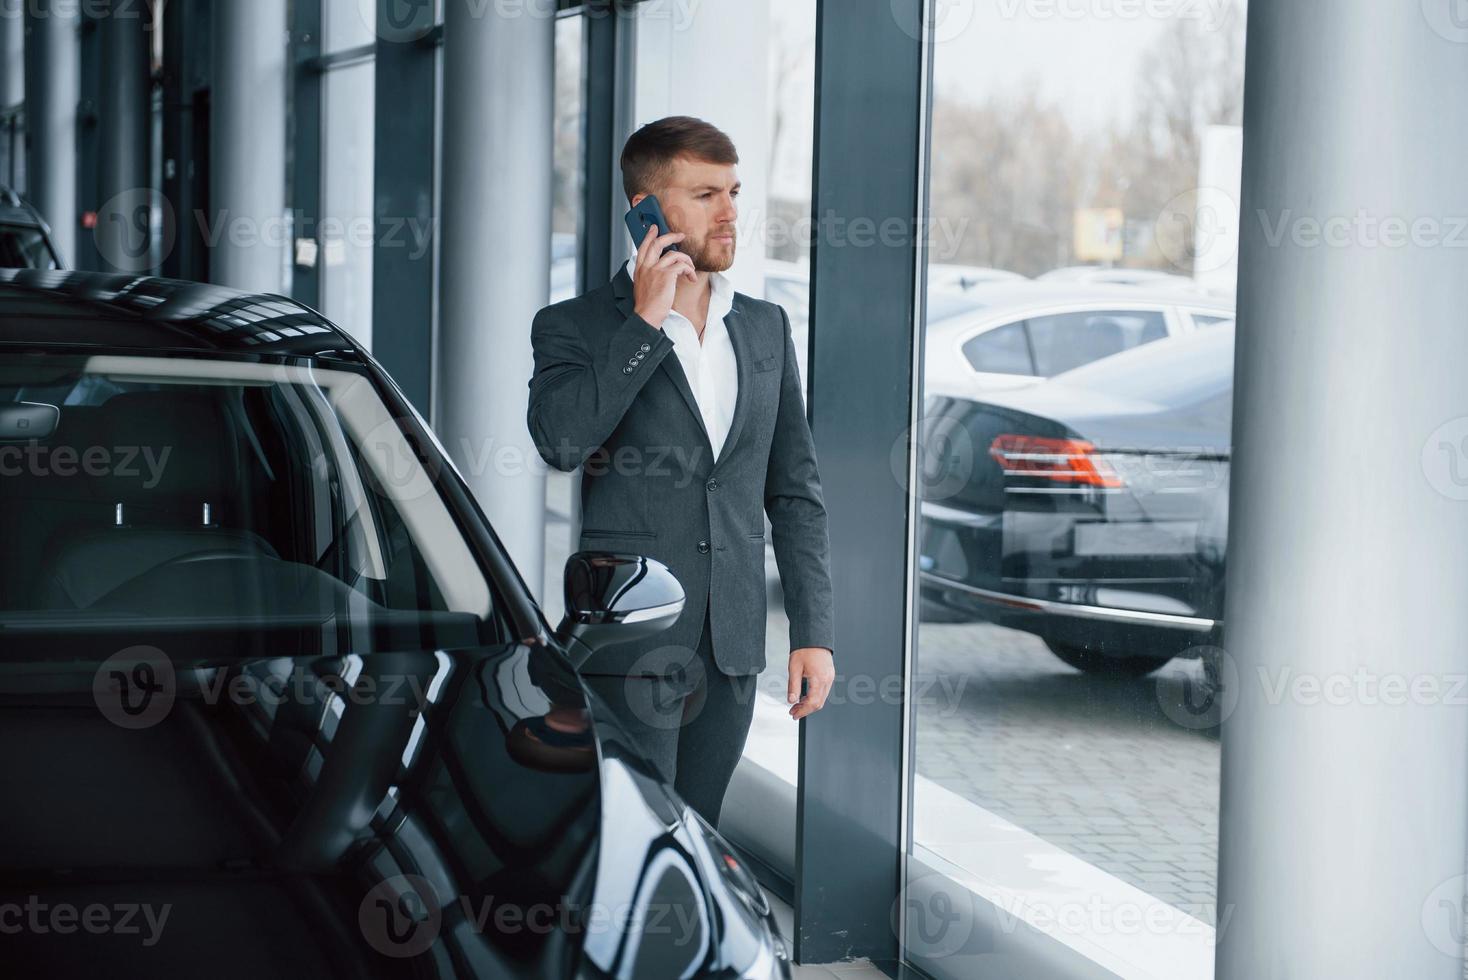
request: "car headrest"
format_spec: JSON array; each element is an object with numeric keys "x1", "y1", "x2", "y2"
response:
[
  {"x1": 95, "y1": 391, "x2": 240, "y2": 515},
  {"x1": 1078, "y1": 317, "x2": 1127, "y2": 361}
]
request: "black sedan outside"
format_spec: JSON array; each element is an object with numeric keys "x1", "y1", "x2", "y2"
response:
[
  {"x1": 0, "y1": 270, "x2": 789, "y2": 979},
  {"x1": 917, "y1": 323, "x2": 1234, "y2": 675}
]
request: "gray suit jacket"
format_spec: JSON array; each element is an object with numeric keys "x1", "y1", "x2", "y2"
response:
[{"x1": 527, "y1": 265, "x2": 834, "y2": 676}]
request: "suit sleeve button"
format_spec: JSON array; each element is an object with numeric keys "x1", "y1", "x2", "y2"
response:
[
  {"x1": 622, "y1": 366, "x2": 633, "y2": 374},
  {"x1": 640, "y1": 343, "x2": 651, "y2": 352}
]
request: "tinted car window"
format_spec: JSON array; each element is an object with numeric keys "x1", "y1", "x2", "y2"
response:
[
  {"x1": 960, "y1": 321, "x2": 1035, "y2": 376},
  {"x1": 1192, "y1": 313, "x2": 1234, "y2": 329},
  {"x1": 1053, "y1": 322, "x2": 1235, "y2": 407},
  {"x1": 0, "y1": 226, "x2": 58, "y2": 270},
  {"x1": 0, "y1": 353, "x2": 497, "y2": 633},
  {"x1": 1026, "y1": 310, "x2": 1167, "y2": 376}
]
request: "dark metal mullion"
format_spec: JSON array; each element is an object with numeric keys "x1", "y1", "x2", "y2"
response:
[
  {"x1": 795, "y1": 0, "x2": 930, "y2": 966},
  {"x1": 370, "y1": 4, "x2": 438, "y2": 413},
  {"x1": 73, "y1": 8, "x2": 101, "y2": 271},
  {"x1": 578, "y1": 0, "x2": 619, "y2": 293},
  {"x1": 288, "y1": 0, "x2": 324, "y2": 308}
]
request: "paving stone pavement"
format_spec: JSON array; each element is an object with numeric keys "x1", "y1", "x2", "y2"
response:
[{"x1": 911, "y1": 621, "x2": 1221, "y2": 925}]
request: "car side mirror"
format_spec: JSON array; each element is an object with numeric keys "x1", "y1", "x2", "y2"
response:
[{"x1": 555, "y1": 552, "x2": 685, "y2": 667}]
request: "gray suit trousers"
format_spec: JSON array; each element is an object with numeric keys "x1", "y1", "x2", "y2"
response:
[{"x1": 580, "y1": 604, "x2": 758, "y2": 828}]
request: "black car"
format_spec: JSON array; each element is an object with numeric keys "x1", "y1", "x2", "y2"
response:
[
  {"x1": 0, "y1": 270, "x2": 789, "y2": 978},
  {"x1": 0, "y1": 186, "x2": 62, "y2": 269},
  {"x1": 918, "y1": 323, "x2": 1234, "y2": 675}
]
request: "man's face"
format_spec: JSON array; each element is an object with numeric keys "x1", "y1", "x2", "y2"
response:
[{"x1": 634, "y1": 157, "x2": 740, "y2": 273}]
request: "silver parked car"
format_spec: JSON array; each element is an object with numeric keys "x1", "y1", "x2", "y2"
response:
[{"x1": 921, "y1": 281, "x2": 1234, "y2": 396}]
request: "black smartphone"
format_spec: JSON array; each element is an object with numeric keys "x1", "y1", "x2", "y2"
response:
[{"x1": 624, "y1": 195, "x2": 680, "y2": 254}]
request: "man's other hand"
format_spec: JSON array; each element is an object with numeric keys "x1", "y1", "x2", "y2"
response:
[{"x1": 787, "y1": 647, "x2": 834, "y2": 720}]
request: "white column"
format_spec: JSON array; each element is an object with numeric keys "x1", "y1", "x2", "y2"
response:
[
  {"x1": 1218, "y1": 3, "x2": 1468, "y2": 977},
  {"x1": 211, "y1": 0, "x2": 288, "y2": 292},
  {"x1": 23, "y1": 0, "x2": 78, "y2": 265},
  {"x1": 438, "y1": 0, "x2": 553, "y2": 599}
]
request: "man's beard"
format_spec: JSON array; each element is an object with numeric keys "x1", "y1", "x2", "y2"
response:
[{"x1": 683, "y1": 234, "x2": 736, "y2": 273}]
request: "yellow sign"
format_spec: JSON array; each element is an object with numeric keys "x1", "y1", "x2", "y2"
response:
[{"x1": 1074, "y1": 208, "x2": 1125, "y2": 263}]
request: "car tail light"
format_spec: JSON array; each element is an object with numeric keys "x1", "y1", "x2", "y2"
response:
[{"x1": 989, "y1": 434, "x2": 1124, "y2": 488}]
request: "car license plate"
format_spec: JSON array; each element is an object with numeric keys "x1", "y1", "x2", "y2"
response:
[{"x1": 1073, "y1": 521, "x2": 1197, "y2": 556}]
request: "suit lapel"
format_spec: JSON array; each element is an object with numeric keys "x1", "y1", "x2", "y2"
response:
[
  {"x1": 719, "y1": 298, "x2": 753, "y2": 468},
  {"x1": 611, "y1": 265, "x2": 712, "y2": 454}
]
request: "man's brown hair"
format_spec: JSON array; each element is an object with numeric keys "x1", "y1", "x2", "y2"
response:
[{"x1": 620, "y1": 116, "x2": 739, "y2": 204}]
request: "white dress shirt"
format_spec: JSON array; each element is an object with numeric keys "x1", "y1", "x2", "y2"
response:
[{"x1": 625, "y1": 256, "x2": 740, "y2": 463}]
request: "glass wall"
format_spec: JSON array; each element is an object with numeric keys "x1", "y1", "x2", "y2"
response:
[
  {"x1": 908, "y1": 1, "x2": 1245, "y2": 974},
  {"x1": 623, "y1": 0, "x2": 819, "y2": 874},
  {"x1": 320, "y1": 59, "x2": 376, "y2": 347},
  {"x1": 541, "y1": 9, "x2": 586, "y2": 625},
  {"x1": 317, "y1": 0, "x2": 377, "y2": 347}
]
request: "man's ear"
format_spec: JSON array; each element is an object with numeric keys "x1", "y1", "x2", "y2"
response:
[{"x1": 629, "y1": 192, "x2": 646, "y2": 208}]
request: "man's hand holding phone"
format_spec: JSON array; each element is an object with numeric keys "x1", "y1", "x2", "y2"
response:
[{"x1": 632, "y1": 226, "x2": 696, "y2": 328}]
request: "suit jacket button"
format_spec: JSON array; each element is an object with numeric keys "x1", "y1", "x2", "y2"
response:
[
  {"x1": 706, "y1": 479, "x2": 719, "y2": 492},
  {"x1": 697, "y1": 541, "x2": 710, "y2": 554}
]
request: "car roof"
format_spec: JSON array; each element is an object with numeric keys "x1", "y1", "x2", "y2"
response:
[
  {"x1": 0, "y1": 269, "x2": 361, "y2": 358},
  {"x1": 0, "y1": 205, "x2": 44, "y2": 228},
  {"x1": 0, "y1": 185, "x2": 49, "y2": 229},
  {"x1": 924, "y1": 279, "x2": 1234, "y2": 328}
]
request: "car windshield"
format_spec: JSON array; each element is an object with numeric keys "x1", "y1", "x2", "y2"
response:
[
  {"x1": 1051, "y1": 321, "x2": 1235, "y2": 406},
  {"x1": 0, "y1": 352, "x2": 499, "y2": 657}
]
